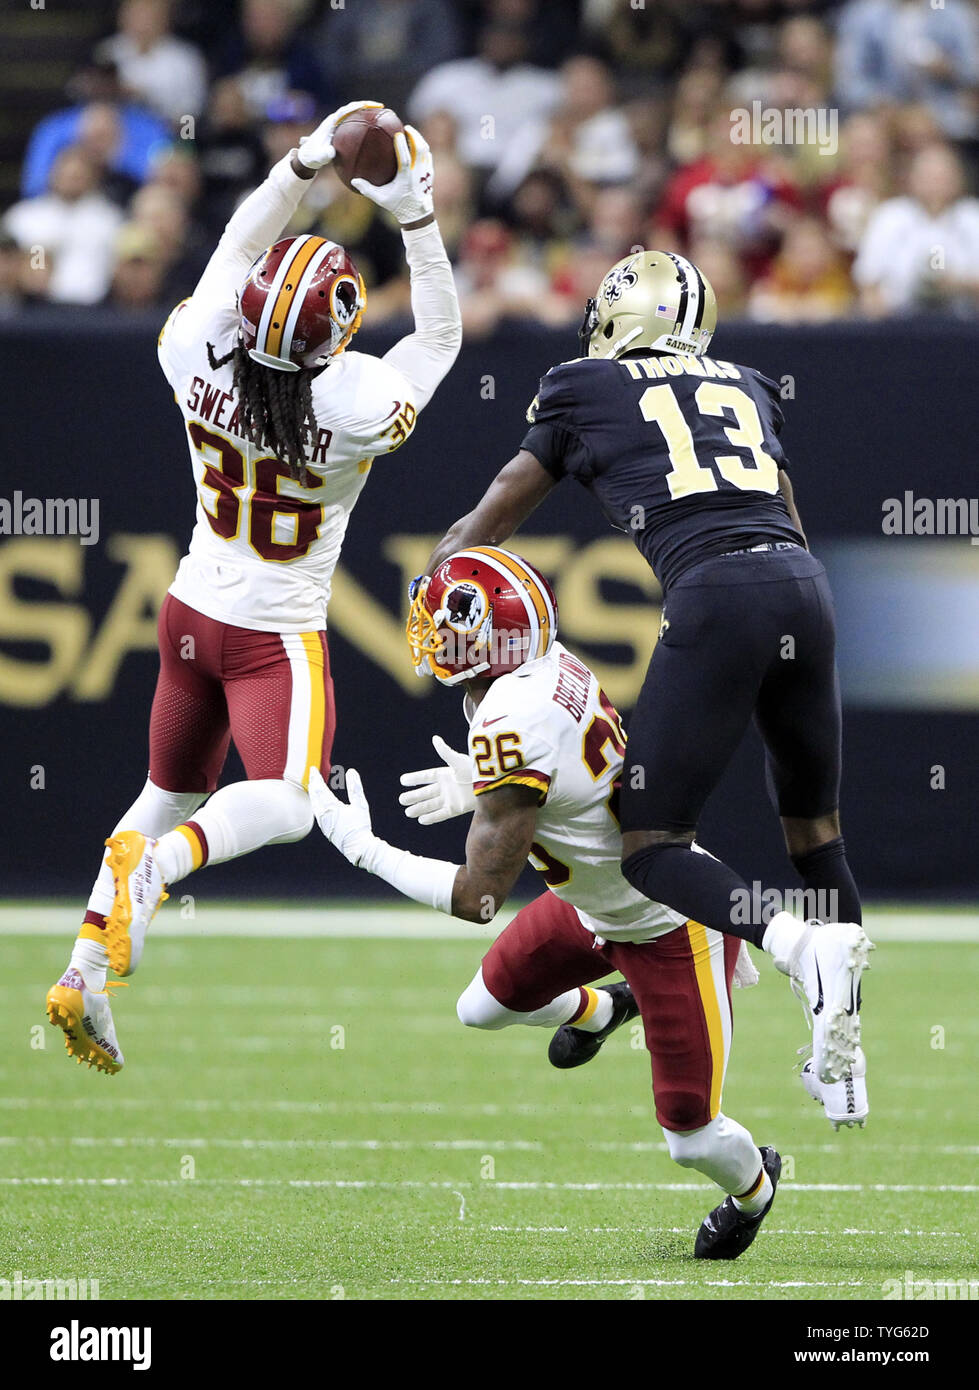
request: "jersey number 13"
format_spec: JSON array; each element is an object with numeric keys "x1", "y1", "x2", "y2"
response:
[{"x1": 639, "y1": 382, "x2": 779, "y2": 500}]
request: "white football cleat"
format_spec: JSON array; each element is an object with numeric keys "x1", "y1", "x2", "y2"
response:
[
  {"x1": 103, "y1": 831, "x2": 168, "y2": 976},
  {"x1": 801, "y1": 1047, "x2": 868, "y2": 1129},
  {"x1": 788, "y1": 921, "x2": 874, "y2": 1084},
  {"x1": 46, "y1": 968, "x2": 126, "y2": 1074}
]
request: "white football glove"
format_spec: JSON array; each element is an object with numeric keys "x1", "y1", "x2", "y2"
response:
[
  {"x1": 296, "y1": 100, "x2": 384, "y2": 171},
  {"x1": 399, "y1": 735, "x2": 475, "y2": 825},
  {"x1": 351, "y1": 124, "x2": 434, "y2": 225},
  {"x1": 733, "y1": 939, "x2": 760, "y2": 989},
  {"x1": 308, "y1": 765, "x2": 377, "y2": 867}
]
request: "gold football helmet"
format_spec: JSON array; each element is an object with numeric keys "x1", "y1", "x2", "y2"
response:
[{"x1": 578, "y1": 250, "x2": 717, "y2": 360}]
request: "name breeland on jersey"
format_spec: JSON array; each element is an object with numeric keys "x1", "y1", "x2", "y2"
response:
[{"x1": 552, "y1": 650, "x2": 591, "y2": 723}]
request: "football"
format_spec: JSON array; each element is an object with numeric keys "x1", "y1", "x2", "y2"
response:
[{"x1": 332, "y1": 106, "x2": 404, "y2": 189}]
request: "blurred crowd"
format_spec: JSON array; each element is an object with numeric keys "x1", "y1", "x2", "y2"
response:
[{"x1": 3, "y1": 0, "x2": 979, "y2": 333}]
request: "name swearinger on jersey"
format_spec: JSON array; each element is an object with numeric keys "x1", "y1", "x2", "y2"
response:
[
  {"x1": 0, "y1": 491, "x2": 99, "y2": 546},
  {"x1": 186, "y1": 374, "x2": 334, "y2": 464}
]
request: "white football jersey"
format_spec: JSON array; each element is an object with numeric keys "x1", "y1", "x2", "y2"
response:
[
  {"x1": 157, "y1": 295, "x2": 418, "y2": 633},
  {"x1": 467, "y1": 641, "x2": 694, "y2": 943}
]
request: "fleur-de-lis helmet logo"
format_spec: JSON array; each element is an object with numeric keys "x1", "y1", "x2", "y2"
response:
[{"x1": 602, "y1": 261, "x2": 639, "y2": 304}]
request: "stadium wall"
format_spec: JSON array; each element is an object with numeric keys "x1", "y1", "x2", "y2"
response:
[{"x1": 0, "y1": 313, "x2": 976, "y2": 900}]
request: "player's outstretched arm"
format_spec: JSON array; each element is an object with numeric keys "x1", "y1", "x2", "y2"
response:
[
  {"x1": 424, "y1": 449, "x2": 557, "y2": 576},
  {"x1": 399, "y1": 736, "x2": 476, "y2": 825},
  {"x1": 308, "y1": 767, "x2": 536, "y2": 923},
  {"x1": 351, "y1": 125, "x2": 462, "y2": 410},
  {"x1": 164, "y1": 102, "x2": 379, "y2": 352},
  {"x1": 451, "y1": 783, "x2": 539, "y2": 922}
]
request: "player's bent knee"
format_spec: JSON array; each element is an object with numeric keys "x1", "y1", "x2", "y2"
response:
[
  {"x1": 661, "y1": 1103, "x2": 715, "y2": 1153},
  {"x1": 265, "y1": 780, "x2": 315, "y2": 845},
  {"x1": 275, "y1": 805, "x2": 314, "y2": 844},
  {"x1": 621, "y1": 829, "x2": 692, "y2": 861},
  {"x1": 621, "y1": 835, "x2": 692, "y2": 887},
  {"x1": 665, "y1": 1133, "x2": 713, "y2": 1165},
  {"x1": 145, "y1": 778, "x2": 208, "y2": 817},
  {"x1": 456, "y1": 972, "x2": 511, "y2": 1030}
]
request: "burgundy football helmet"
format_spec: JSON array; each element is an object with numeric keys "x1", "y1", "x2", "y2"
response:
[
  {"x1": 238, "y1": 234, "x2": 366, "y2": 372},
  {"x1": 407, "y1": 547, "x2": 559, "y2": 686}
]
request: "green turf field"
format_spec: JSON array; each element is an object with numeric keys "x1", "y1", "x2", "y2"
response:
[{"x1": 1, "y1": 906, "x2": 976, "y2": 1301}]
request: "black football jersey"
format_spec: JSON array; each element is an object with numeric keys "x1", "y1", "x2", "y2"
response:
[{"x1": 521, "y1": 352, "x2": 804, "y2": 590}]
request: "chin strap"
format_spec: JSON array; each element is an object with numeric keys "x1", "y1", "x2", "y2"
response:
[{"x1": 578, "y1": 297, "x2": 598, "y2": 355}]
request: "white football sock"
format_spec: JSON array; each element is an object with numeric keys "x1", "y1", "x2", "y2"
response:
[
  {"x1": 664, "y1": 1113, "x2": 763, "y2": 1196},
  {"x1": 456, "y1": 970, "x2": 608, "y2": 1031},
  {"x1": 732, "y1": 1168, "x2": 774, "y2": 1215},
  {"x1": 524, "y1": 988, "x2": 602, "y2": 1029},
  {"x1": 761, "y1": 910, "x2": 804, "y2": 975},
  {"x1": 569, "y1": 986, "x2": 614, "y2": 1032},
  {"x1": 154, "y1": 779, "x2": 313, "y2": 885},
  {"x1": 72, "y1": 779, "x2": 205, "y2": 991},
  {"x1": 68, "y1": 938, "x2": 112, "y2": 995}
]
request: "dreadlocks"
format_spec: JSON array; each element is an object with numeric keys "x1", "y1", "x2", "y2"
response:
[{"x1": 207, "y1": 341, "x2": 317, "y2": 485}]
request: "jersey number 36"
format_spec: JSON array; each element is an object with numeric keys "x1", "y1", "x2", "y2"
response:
[{"x1": 189, "y1": 423, "x2": 323, "y2": 563}]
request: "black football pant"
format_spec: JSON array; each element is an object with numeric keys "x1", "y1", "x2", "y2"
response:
[
  {"x1": 619, "y1": 547, "x2": 858, "y2": 945},
  {"x1": 620, "y1": 546, "x2": 841, "y2": 834}
]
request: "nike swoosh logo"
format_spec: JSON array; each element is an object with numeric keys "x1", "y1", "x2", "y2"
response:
[
  {"x1": 844, "y1": 977, "x2": 857, "y2": 1016},
  {"x1": 481, "y1": 715, "x2": 508, "y2": 728},
  {"x1": 812, "y1": 958, "x2": 824, "y2": 1016}
]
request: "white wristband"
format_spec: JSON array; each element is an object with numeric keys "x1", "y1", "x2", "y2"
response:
[
  {"x1": 401, "y1": 219, "x2": 441, "y2": 246},
  {"x1": 360, "y1": 838, "x2": 459, "y2": 915}
]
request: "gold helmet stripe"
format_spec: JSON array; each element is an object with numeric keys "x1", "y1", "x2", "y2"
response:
[
  {"x1": 260, "y1": 236, "x2": 329, "y2": 361},
  {"x1": 466, "y1": 546, "x2": 553, "y2": 660},
  {"x1": 255, "y1": 234, "x2": 314, "y2": 356},
  {"x1": 279, "y1": 238, "x2": 342, "y2": 362}
]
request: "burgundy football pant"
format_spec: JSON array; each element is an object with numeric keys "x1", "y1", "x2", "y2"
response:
[
  {"x1": 481, "y1": 891, "x2": 740, "y2": 1132},
  {"x1": 148, "y1": 594, "x2": 335, "y2": 794}
]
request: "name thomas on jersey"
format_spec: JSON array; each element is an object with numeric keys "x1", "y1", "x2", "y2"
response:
[{"x1": 522, "y1": 352, "x2": 804, "y2": 590}]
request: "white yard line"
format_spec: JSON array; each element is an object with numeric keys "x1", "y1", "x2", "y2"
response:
[
  {"x1": 387, "y1": 1277, "x2": 872, "y2": 1289},
  {"x1": 487, "y1": 1226, "x2": 969, "y2": 1237},
  {"x1": 0, "y1": 1098, "x2": 654, "y2": 1116},
  {"x1": 2, "y1": 903, "x2": 977, "y2": 941},
  {"x1": 0, "y1": 1136, "x2": 544, "y2": 1151},
  {"x1": 0, "y1": 1177, "x2": 975, "y2": 1193},
  {"x1": 98, "y1": 1276, "x2": 872, "y2": 1292},
  {"x1": 2, "y1": 1135, "x2": 978, "y2": 1156}
]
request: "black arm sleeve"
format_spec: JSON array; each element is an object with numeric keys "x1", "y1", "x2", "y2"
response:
[
  {"x1": 751, "y1": 368, "x2": 791, "y2": 471},
  {"x1": 519, "y1": 364, "x2": 596, "y2": 482}
]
